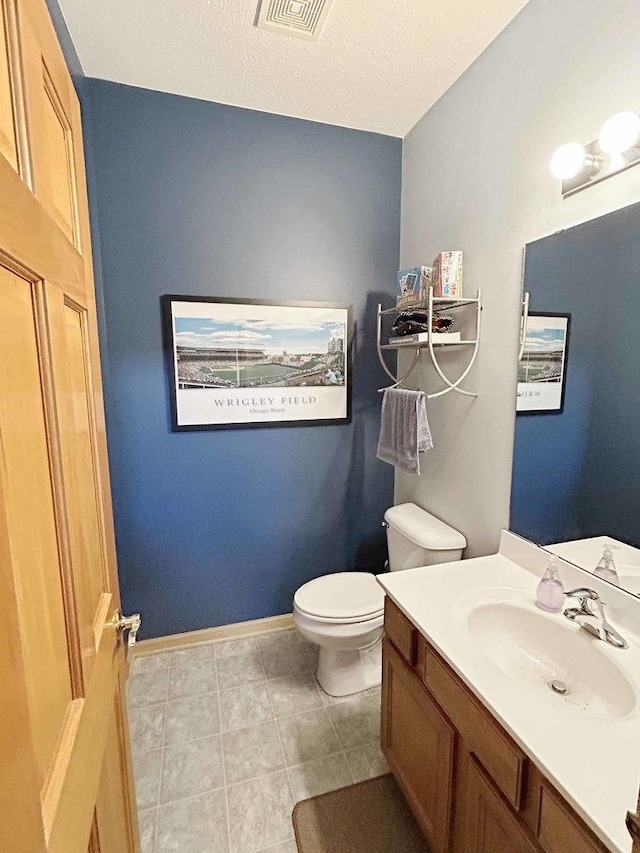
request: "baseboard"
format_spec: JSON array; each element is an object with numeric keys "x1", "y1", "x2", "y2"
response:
[{"x1": 130, "y1": 612, "x2": 295, "y2": 658}]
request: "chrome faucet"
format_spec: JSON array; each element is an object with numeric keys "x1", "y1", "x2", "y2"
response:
[{"x1": 564, "y1": 588, "x2": 628, "y2": 649}]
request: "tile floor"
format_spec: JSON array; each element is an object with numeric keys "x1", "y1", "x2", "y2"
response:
[{"x1": 128, "y1": 627, "x2": 388, "y2": 853}]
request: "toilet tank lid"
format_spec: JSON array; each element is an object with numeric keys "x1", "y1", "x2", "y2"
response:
[{"x1": 384, "y1": 503, "x2": 466, "y2": 551}]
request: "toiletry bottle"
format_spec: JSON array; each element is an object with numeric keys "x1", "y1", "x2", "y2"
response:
[
  {"x1": 593, "y1": 545, "x2": 620, "y2": 586},
  {"x1": 536, "y1": 556, "x2": 565, "y2": 612}
]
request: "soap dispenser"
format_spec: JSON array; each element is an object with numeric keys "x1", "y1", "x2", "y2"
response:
[
  {"x1": 593, "y1": 545, "x2": 620, "y2": 586},
  {"x1": 536, "y1": 556, "x2": 565, "y2": 612}
]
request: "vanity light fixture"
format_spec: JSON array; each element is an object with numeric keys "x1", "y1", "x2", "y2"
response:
[
  {"x1": 550, "y1": 110, "x2": 640, "y2": 197},
  {"x1": 598, "y1": 111, "x2": 640, "y2": 155},
  {"x1": 549, "y1": 143, "x2": 600, "y2": 180}
]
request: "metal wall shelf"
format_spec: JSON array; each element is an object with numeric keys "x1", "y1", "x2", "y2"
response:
[
  {"x1": 379, "y1": 294, "x2": 481, "y2": 316},
  {"x1": 376, "y1": 287, "x2": 482, "y2": 399},
  {"x1": 380, "y1": 340, "x2": 478, "y2": 349}
]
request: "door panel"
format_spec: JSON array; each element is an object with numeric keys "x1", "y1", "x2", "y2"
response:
[
  {"x1": 51, "y1": 291, "x2": 110, "y2": 678},
  {"x1": 0, "y1": 264, "x2": 73, "y2": 781},
  {"x1": 0, "y1": 0, "x2": 18, "y2": 169},
  {"x1": 19, "y1": 0, "x2": 80, "y2": 247},
  {"x1": 0, "y1": 0, "x2": 139, "y2": 850},
  {"x1": 39, "y1": 63, "x2": 78, "y2": 244}
]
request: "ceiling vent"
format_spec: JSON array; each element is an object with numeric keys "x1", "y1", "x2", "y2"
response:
[{"x1": 256, "y1": 0, "x2": 335, "y2": 41}]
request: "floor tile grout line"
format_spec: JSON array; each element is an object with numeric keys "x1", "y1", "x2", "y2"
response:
[
  {"x1": 134, "y1": 682, "x2": 329, "y2": 758},
  {"x1": 261, "y1": 650, "x2": 296, "y2": 809},
  {"x1": 151, "y1": 766, "x2": 300, "y2": 818},
  {"x1": 130, "y1": 634, "x2": 382, "y2": 849},
  {"x1": 134, "y1": 629, "x2": 298, "y2": 666},
  {"x1": 152, "y1": 738, "x2": 383, "y2": 812},
  {"x1": 150, "y1": 805, "x2": 158, "y2": 853},
  {"x1": 257, "y1": 642, "x2": 296, "y2": 812},
  {"x1": 322, "y1": 700, "x2": 357, "y2": 785},
  {"x1": 145, "y1": 662, "x2": 171, "y2": 850},
  {"x1": 132, "y1": 678, "x2": 376, "y2": 755},
  {"x1": 163, "y1": 730, "x2": 381, "y2": 803},
  {"x1": 155, "y1": 781, "x2": 228, "y2": 810},
  {"x1": 129, "y1": 634, "x2": 285, "y2": 849},
  {"x1": 215, "y1": 683, "x2": 234, "y2": 853},
  {"x1": 165, "y1": 685, "x2": 220, "y2": 707},
  {"x1": 136, "y1": 661, "x2": 318, "y2": 710},
  {"x1": 253, "y1": 843, "x2": 296, "y2": 853},
  {"x1": 151, "y1": 675, "x2": 170, "y2": 851},
  {"x1": 168, "y1": 647, "x2": 217, "y2": 659}
]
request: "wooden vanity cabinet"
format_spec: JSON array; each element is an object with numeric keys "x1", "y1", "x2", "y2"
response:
[
  {"x1": 381, "y1": 638, "x2": 455, "y2": 852},
  {"x1": 462, "y1": 754, "x2": 538, "y2": 853},
  {"x1": 381, "y1": 598, "x2": 611, "y2": 853}
]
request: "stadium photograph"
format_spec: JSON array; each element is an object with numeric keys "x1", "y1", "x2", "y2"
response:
[{"x1": 174, "y1": 315, "x2": 346, "y2": 389}]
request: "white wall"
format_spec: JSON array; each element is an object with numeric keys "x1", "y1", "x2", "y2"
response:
[{"x1": 398, "y1": 0, "x2": 640, "y2": 556}]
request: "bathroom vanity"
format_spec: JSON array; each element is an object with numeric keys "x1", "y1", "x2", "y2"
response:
[{"x1": 378, "y1": 533, "x2": 640, "y2": 853}]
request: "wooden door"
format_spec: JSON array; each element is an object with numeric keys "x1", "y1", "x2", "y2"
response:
[
  {"x1": 381, "y1": 638, "x2": 455, "y2": 853},
  {"x1": 0, "y1": 1, "x2": 139, "y2": 851},
  {"x1": 463, "y1": 756, "x2": 538, "y2": 853}
]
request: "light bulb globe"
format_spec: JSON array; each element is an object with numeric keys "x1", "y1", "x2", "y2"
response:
[
  {"x1": 606, "y1": 152, "x2": 625, "y2": 173},
  {"x1": 598, "y1": 111, "x2": 640, "y2": 155},
  {"x1": 549, "y1": 142, "x2": 586, "y2": 180}
]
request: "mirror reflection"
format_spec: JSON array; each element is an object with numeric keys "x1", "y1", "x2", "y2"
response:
[{"x1": 510, "y1": 200, "x2": 640, "y2": 595}]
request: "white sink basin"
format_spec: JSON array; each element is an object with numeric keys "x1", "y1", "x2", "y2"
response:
[{"x1": 466, "y1": 601, "x2": 637, "y2": 721}]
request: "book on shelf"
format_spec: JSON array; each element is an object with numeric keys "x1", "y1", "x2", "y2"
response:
[{"x1": 388, "y1": 331, "x2": 461, "y2": 345}]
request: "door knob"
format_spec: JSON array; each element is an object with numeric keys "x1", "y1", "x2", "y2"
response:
[{"x1": 110, "y1": 609, "x2": 142, "y2": 650}]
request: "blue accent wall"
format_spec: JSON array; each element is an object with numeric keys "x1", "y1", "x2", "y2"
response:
[
  {"x1": 511, "y1": 201, "x2": 640, "y2": 547},
  {"x1": 80, "y1": 79, "x2": 401, "y2": 638}
]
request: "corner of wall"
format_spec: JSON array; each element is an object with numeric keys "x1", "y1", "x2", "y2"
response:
[
  {"x1": 75, "y1": 80, "x2": 111, "y2": 408},
  {"x1": 44, "y1": 0, "x2": 84, "y2": 82}
]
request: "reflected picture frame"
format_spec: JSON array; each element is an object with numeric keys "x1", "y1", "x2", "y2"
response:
[
  {"x1": 517, "y1": 311, "x2": 571, "y2": 414},
  {"x1": 162, "y1": 295, "x2": 352, "y2": 431}
]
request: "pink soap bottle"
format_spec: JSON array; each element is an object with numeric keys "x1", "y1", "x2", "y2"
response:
[{"x1": 536, "y1": 557, "x2": 565, "y2": 612}]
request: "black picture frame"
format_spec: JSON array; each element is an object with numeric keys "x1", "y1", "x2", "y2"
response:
[
  {"x1": 517, "y1": 311, "x2": 571, "y2": 414},
  {"x1": 162, "y1": 295, "x2": 352, "y2": 431}
]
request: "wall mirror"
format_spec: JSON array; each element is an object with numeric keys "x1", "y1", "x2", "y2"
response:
[{"x1": 510, "y1": 199, "x2": 640, "y2": 595}]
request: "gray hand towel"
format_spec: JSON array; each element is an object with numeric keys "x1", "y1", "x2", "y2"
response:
[{"x1": 376, "y1": 388, "x2": 433, "y2": 475}]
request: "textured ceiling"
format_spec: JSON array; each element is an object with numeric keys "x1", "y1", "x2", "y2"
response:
[{"x1": 57, "y1": 0, "x2": 528, "y2": 137}]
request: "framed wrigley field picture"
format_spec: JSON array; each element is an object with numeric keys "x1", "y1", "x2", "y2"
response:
[
  {"x1": 162, "y1": 295, "x2": 352, "y2": 431},
  {"x1": 517, "y1": 311, "x2": 571, "y2": 414}
]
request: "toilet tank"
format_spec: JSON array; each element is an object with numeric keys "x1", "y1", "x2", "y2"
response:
[{"x1": 384, "y1": 503, "x2": 466, "y2": 571}]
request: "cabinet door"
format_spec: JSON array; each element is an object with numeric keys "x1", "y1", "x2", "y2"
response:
[
  {"x1": 381, "y1": 638, "x2": 455, "y2": 853},
  {"x1": 464, "y1": 755, "x2": 538, "y2": 853},
  {"x1": 536, "y1": 782, "x2": 610, "y2": 853}
]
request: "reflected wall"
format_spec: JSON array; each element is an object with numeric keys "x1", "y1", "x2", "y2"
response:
[{"x1": 511, "y1": 200, "x2": 640, "y2": 549}]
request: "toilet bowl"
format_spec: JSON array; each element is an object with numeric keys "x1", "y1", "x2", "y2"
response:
[
  {"x1": 293, "y1": 503, "x2": 466, "y2": 697},
  {"x1": 294, "y1": 572, "x2": 385, "y2": 697}
]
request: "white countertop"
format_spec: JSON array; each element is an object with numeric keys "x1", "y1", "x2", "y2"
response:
[{"x1": 377, "y1": 532, "x2": 640, "y2": 852}]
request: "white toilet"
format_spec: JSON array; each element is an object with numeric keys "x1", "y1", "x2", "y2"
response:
[{"x1": 293, "y1": 503, "x2": 466, "y2": 696}]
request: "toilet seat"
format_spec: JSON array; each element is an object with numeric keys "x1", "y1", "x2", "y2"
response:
[{"x1": 294, "y1": 572, "x2": 384, "y2": 622}]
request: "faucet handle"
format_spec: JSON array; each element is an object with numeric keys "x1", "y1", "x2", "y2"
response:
[
  {"x1": 564, "y1": 587, "x2": 603, "y2": 618},
  {"x1": 565, "y1": 587, "x2": 600, "y2": 600}
]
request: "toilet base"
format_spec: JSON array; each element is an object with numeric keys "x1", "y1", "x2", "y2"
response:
[{"x1": 316, "y1": 636, "x2": 382, "y2": 697}]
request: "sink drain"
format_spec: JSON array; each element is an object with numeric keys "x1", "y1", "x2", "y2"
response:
[{"x1": 550, "y1": 679, "x2": 568, "y2": 695}]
